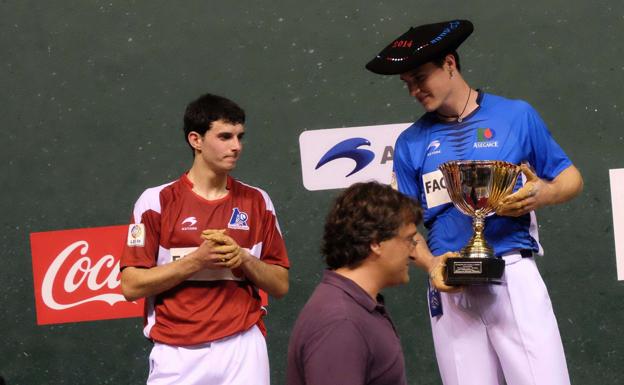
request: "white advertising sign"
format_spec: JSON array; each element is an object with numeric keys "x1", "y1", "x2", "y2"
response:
[
  {"x1": 609, "y1": 169, "x2": 624, "y2": 280},
  {"x1": 299, "y1": 123, "x2": 411, "y2": 191}
]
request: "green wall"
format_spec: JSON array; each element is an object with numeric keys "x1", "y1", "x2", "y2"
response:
[{"x1": 2, "y1": 1, "x2": 623, "y2": 384}]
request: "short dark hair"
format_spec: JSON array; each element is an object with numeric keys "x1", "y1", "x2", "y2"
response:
[
  {"x1": 183, "y1": 93, "x2": 245, "y2": 151},
  {"x1": 322, "y1": 181, "x2": 422, "y2": 270},
  {"x1": 432, "y1": 50, "x2": 461, "y2": 72}
]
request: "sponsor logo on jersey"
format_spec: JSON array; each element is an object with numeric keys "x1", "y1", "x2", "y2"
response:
[
  {"x1": 422, "y1": 170, "x2": 452, "y2": 208},
  {"x1": 474, "y1": 128, "x2": 498, "y2": 149},
  {"x1": 127, "y1": 224, "x2": 145, "y2": 247},
  {"x1": 315, "y1": 137, "x2": 375, "y2": 177},
  {"x1": 426, "y1": 139, "x2": 442, "y2": 157},
  {"x1": 181, "y1": 216, "x2": 198, "y2": 231},
  {"x1": 228, "y1": 208, "x2": 249, "y2": 230}
]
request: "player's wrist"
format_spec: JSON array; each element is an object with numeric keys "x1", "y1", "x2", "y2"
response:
[
  {"x1": 425, "y1": 254, "x2": 440, "y2": 274},
  {"x1": 542, "y1": 180, "x2": 560, "y2": 207},
  {"x1": 183, "y1": 249, "x2": 208, "y2": 272},
  {"x1": 238, "y1": 249, "x2": 254, "y2": 267}
]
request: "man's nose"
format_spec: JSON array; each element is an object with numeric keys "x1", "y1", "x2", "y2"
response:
[{"x1": 408, "y1": 82, "x2": 420, "y2": 97}]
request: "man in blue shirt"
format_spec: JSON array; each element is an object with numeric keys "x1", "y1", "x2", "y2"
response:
[{"x1": 366, "y1": 20, "x2": 583, "y2": 385}]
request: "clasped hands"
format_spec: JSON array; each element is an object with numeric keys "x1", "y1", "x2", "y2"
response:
[{"x1": 196, "y1": 229, "x2": 245, "y2": 270}]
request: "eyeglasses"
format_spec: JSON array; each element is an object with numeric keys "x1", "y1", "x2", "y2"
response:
[{"x1": 401, "y1": 234, "x2": 419, "y2": 248}]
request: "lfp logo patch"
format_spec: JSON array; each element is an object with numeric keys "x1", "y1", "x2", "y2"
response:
[
  {"x1": 477, "y1": 128, "x2": 495, "y2": 141},
  {"x1": 228, "y1": 208, "x2": 249, "y2": 230}
]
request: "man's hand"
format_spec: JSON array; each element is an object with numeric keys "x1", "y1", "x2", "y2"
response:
[
  {"x1": 428, "y1": 252, "x2": 462, "y2": 293},
  {"x1": 189, "y1": 229, "x2": 242, "y2": 270},
  {"x1": 120, "y1": 229, "x2": 247, "y2": 301},
  {"x1": 200, "y1": 229, "x2": 288, "y2": 297},
  {"x1": 496, "y1": 164, "x2": 547, "y2": 217}
]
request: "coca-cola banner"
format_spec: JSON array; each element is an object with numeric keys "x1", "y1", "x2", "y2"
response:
[{"x1": 30, "y1": 225, "x2": 142, "y2": 325}]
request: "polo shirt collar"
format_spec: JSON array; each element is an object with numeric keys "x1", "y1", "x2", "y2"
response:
[{"x1": 322, "y1": 270, "x2": 386, "y2": 313}]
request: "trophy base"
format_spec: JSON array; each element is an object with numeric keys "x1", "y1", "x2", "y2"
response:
[{"x1": 445, "y1": 257, "x2": 505, "y2": 286}]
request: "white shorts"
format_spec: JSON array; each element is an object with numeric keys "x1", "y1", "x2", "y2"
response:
[
  {"x1": 147, "y1": 325, "x2": 269, "y2": 385},
  {"x1": 430, "y1": 254, "x2": 570, "y2": 385}
]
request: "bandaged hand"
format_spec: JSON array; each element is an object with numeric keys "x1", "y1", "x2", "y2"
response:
[
  {"x1": 428, "y1": 252, "x2": 462, "y2": 293},
  {"x1": 199, "y1": 229, "x2": 243, "y2": 270},
  {"x1": 496, "y1": 164, "x2": 544, "y2": 217}
]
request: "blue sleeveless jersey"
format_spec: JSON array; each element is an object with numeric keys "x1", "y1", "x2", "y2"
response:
[{"x1": 393, "y1": 92, "x2": 572, "y2": 256}]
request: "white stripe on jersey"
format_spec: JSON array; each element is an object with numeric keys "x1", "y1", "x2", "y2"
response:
[
  {"x1": 239, "y1": 181, "x2": 283, "y2": 236},
  {"x1": 132, "y1": 180, "x2": 175, "y2": 223},
  {"x1": 247, "y1": 242, "x2": 263, "y2": 258},
  {"x1": 144, "y1": 296, "x2": 156, "y2": 339}
]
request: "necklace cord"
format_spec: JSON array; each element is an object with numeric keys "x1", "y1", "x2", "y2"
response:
[{"x1": 437, "y1": 87, "x2": 472, "y2": 122}]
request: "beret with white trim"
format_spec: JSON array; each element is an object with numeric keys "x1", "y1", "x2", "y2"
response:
[{"x1": 365, "y1": 20, "x2": 473, "y2": 75}]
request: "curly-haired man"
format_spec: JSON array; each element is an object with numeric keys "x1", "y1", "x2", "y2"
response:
[{"x1": 287, "y1": 181, "x2": 429, "y2": 385}]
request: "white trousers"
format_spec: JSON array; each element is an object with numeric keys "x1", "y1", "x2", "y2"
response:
[
  {"x1": 147, "y1": 325, "x2": 270, "y2": 385},
  {"x1": 431, "y1": 254, "x2": 570, "y2": 385}
]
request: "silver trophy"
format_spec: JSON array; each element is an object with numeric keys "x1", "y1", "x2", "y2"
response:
[{"x1": 438, "y1": 160, "x2": 521, "y2": 285}]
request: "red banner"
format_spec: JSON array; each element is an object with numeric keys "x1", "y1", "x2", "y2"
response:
[{"x1": 30, "y1": 225, "x2": 142, "y2": 325}]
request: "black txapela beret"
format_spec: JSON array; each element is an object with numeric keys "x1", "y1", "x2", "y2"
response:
[{"x1": 365, "y1": 20, "x2": 473, "y2": 75}]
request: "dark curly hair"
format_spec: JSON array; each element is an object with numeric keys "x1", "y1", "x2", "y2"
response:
[
  {"x1": 322, "y1": 181, "x2": 422, "y2": 270},
  {"x1": 183, "y1": 93, "x2": 245, "y2": 154}
]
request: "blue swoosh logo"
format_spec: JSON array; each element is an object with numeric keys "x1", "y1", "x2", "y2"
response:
[{"x1": 315, "y1": 137, "x2": 375, "y2": 177}]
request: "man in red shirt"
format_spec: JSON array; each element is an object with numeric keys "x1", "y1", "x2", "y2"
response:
[{"x1": 121, "y1": 93, "x2": 290, "y2": 385}]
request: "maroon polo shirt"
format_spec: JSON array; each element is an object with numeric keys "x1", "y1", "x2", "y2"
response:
[{"x1": 287, "y1": 270, "x2": 407, "y2": 385}]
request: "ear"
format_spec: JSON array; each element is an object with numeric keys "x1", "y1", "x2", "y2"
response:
[
  {"x1": 444, "y1": 53, "x2": 457, "y2": 71},
  {"x1": 187, "y1": 131, "x2": 203, "y2": 151},
  {"x1": 370, "y1": 242, "x2": 382, "y2": 257}
]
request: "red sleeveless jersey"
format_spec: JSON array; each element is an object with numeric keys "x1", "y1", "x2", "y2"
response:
[{"x1": 121, "y1": 174, "x2": 289, "y2": 346}]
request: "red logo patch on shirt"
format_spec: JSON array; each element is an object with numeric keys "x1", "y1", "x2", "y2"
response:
[{"x1": 477, "y1": 128, "x2": 495, "y2": 141}]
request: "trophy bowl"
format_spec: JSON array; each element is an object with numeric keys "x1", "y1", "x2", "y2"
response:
[{"x1": 438, "y1": 160, "x2": 521, "y2": 285}]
